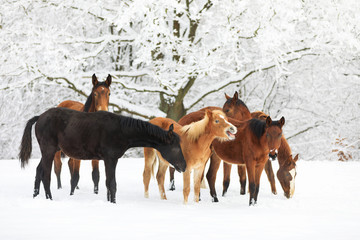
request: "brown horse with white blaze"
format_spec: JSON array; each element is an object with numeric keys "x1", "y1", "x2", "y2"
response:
[
  {"x1": 54, "y1": 74, "x2": 111, "y2": 195},
  {"x1": 143, "y1": 109, "x2": 237, "y2": 204}
]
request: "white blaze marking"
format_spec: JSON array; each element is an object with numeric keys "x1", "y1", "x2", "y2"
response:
[
  {"x1": 219, "y1": 114, "x2": 237, "y2": 134},
  {"x1": 289, "y1": 168, "x2": 296, "y2": 197}
]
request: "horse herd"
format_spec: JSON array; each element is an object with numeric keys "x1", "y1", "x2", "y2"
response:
[{"x1": 19, "y1": 74, "x2": 298, "y2": 205}]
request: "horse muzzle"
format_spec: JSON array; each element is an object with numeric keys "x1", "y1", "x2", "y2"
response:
[{"x1": 226, "y1": 126, "x2": 237, "y2": 140}]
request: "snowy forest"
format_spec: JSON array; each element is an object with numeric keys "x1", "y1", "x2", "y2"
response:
[{"x1": 0, "y1": 0, "x2": 359, "y2": 160}]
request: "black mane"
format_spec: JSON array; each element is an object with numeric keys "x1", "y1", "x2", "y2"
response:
[
  {"x1": 249, "y1": 118, "x2": 283, "y2": 139},
  {"x1": 117, "y1": 115, "x2": 180, "y2": 144},
  {"x1": 249, "y1": 118, "x2": 266, "y2": 139}
]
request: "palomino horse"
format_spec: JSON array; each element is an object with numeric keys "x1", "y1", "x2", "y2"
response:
[
  {"x1": 54, "y1": 74, "x2": 111, "y2": 195},
  {"x1": 143, "y1": 109, "x2": 237, "y2": 204},
  {"x1": 19, "y1": 108, "x2": 187, "y2": 203},
  {"x1": 168, "y1": 91, "x2": 251, "y2": 190}
]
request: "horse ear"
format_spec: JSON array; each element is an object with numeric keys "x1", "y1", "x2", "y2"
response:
[
  {"x1": 92, "y1": 74, "x2": 98, "y2": 87},
  {"x1": 265, "y1": 116, "x2": 272, "y2": 127},
  {"x1": 233, "y1": 91, "x2": 239, "y2": 100},
  {"x1": 168, "y1": 124, "x2": 174, "y2": 138},
  {"x1": 205, "y1": 109, "x2": 212, "y2": 119},
  {"x1": 105, "y1": 74, "x2": 112, "y2": 86},
  {"x1": 225, "y1": 93, "x2": 231, "y2": 100},
  {"x1": 293, "y1": 154, "x2": 299, "y2": 162},
  {"x1": 279, "y1": 116, "x2": 285, "y2": 127}
]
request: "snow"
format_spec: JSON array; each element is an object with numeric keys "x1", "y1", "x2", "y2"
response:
[{"x1": 1, "y1": 158, "x2": 359, "y2": 239}]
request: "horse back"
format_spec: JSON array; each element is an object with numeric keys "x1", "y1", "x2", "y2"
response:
[
  {"x1": 57, "y1": 100, "x2": 84, "y2": 112},
  {"x1": 149, "y1": 117, "x2": 182, "y2": 133}
]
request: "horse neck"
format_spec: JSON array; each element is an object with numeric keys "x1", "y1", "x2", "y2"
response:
[
  {"x1": 125, "y1": 119, "x2": 171, "y2": 150},
  {"x1": 83, "y1": 94, "x2": 95, "y2": 112},
  {"x1": 277, "y1": 136, "x2": 292, "y2": 165}
]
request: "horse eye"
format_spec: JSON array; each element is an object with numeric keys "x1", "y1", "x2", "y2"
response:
[
  {"x1": 215, "y1": 120, "x2": 219, "y2": 123},
  {"x1": 225, "y1": 109, "x2": 229, "y2": 112}
]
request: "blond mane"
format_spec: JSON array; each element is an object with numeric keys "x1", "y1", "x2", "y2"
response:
[{"x1": 180, "y1": 113, "x2": 209, "y2": 142}]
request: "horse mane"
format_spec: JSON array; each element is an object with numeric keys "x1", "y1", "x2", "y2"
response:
[
  {"x1": 249, "y1": 119, "x2": 266, "y2": 139},
  {"x1": 249, "y1": 118, "x2": 283, "y2": 139},
  {"x1": 83, "y1": 94, "x2": 92, "y2": 112},
  {"x1": 83, "y1": 82, "x2": 110, "y2": 113},
  {"x1": 119, "y1": 115, "x2": 179, "y2": 144},
  {"x1": 180, "y1": 113, "x2": 210, "y2": 143}
]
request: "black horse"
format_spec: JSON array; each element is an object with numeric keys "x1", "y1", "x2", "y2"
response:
[{"x1": 19, "y1": 107, "x2": 187, "y2": 203}]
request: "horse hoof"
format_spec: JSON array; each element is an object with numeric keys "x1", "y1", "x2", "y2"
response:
[
  {"x1": 76, "y1": 186, "x2": 80, "y2": 190},
  {"x1": 212, "y1": 197, "x2": 219, "y2": 202},
  {"x1": 33, "y1": 189, "x2": 39, "y2": 198},
  {"x1": 70, "y1": 192, "x2": 74, "y2": 196},
  {"x1": 94, "y1": 187, "x2": 99, "y2": 194},
  {"x1": 169, "y1": 180, "x2": 175, "y2": 191},
  {"x1": 272, "y1": 191, "x2": 277, "y2": 195}
]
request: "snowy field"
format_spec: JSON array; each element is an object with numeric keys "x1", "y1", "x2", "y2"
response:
[{"x1": 0, "y1": 157, "x2": 359, "y2": 240}]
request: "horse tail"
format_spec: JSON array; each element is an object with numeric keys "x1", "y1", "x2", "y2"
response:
[{"x1": 19, "y1": 116, "x2": 39, "y2": 168}]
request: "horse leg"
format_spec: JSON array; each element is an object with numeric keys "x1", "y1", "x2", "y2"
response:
[
  {"x1": 53, "y1": 151, "x2": 62, "y2": 189},
  {"x1": 183, "y1": 169, "x2": 191, "y2": 204},
  {"x1": 238, "y1": 164, "x2": 247, "y2": 195},
  {"x1": 194, "y1": 165, "x2": 206, "y2": 202},
  {"x1": 168, "y1": 166, "x2": 176, "y2": 191},
  {"x1": 156, "y1": 156, "x2": 169, "y2": 200},
  {"x1": 222, "y1": 162, "x2": 232, "y2": 196},
  {"x1": 246, "y1": 161, "x2": 256, "y2": 206},
  {"x1": 206, "y1": 151, "x2": 221, "y2": 202},
  {"x1": 254, "y1": 161, "x2": 267, "y2": 204},
  {"x1": 143, "y1": 147, "x2": 156, "y2": 198},
  {"x1": 104, "y1": 158, "x2": 118, "y2": 203},
  {"x1": 69, "y1": 158, "x2": 81, "y2": 195},
  {"x1": 92, "y1": 160, "x2": 100, "y2": 194},
  {"x1": 34, "y1": 162, "x2": 43, "y2": 198},
  {"x1": 264, "y1": 159, "x2": 277, "y2": 195},
  {"x1": 38, "y1": 149, "x2": 56, "y2": 200}
]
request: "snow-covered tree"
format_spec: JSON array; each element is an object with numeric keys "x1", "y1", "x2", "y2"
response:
[{"x1": 0, "y1": 0, "x2": 359, "y2": 160}]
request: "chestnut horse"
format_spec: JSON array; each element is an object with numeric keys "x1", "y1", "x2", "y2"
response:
[
  {"x1": 143, "y1": 109, "x2": 237, "y2": 204},
  {"x1": 19, "y1": 108, "x2": 187, "y2": 203},
  {"x1": 54, "y1": 74, "x2": 111, "y2": 195},
  {"x1": 168, "y1": 91, "x2": 251, "y2": 190}
]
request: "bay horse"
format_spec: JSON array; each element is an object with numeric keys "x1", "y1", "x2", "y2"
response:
[
  {"x1": 231, "y1": 111, "x2": 299, "y2": 198},
  {"x1": 19, "y1": 108, "x2": 187, "y2": 203},
  {"x1": 143, "y1": 109, "x2": 237, "y2": 204},
  {"x1": 54, "y1": 74, "x2": 111, "y2": 195}
]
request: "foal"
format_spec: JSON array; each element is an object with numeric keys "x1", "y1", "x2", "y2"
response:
[
  {"x1": 54, "y1": 74, "x2": 111, "y2": 195},
  {"x1": 143, "y1": 109, "x2": 236, "y2": 203}
]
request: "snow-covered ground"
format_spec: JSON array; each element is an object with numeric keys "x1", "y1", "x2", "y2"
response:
[{"x1": 0, "y1": 158, "x2": 359, "y2": 240}]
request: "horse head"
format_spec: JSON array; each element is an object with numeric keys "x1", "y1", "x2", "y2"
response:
[
  {"x1": 158, "y1": 124, "x2": 187, "y2": 173},
  {"x1": 265, "y1": 116, "x2": 285, "y2": 154},
  {"x1": 91, "y1": 74, "x2": 111, "y2": 112},
  {"x1": 223, "y1": 91, "x2": 251, "y2": 120},
  {"x1": 277, "y1": 154, "x2": 299, "y2": 198},
  {"x1": 206, "y1": 109, "x2": 237, "y2": 141}
]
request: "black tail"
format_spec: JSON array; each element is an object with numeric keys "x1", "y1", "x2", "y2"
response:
[{"x1": 19, "y1": 116, "x2": 39, "y2": 168}]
